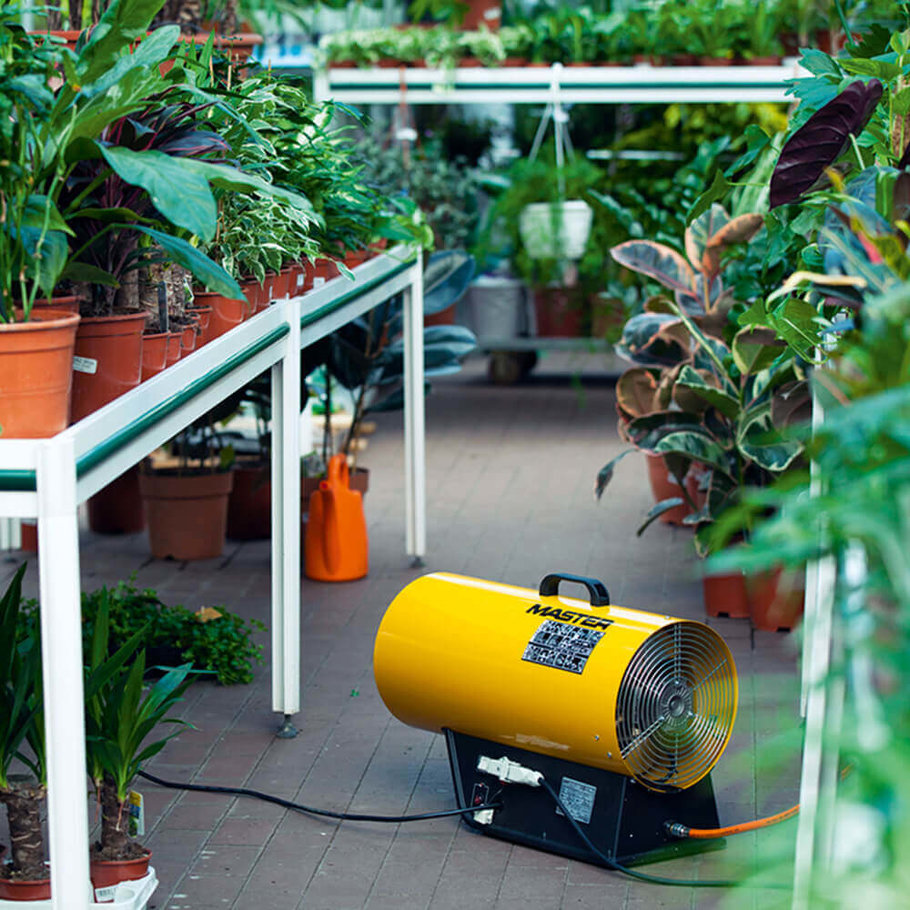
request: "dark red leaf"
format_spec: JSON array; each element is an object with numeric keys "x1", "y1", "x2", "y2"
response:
[{"x1": 770, "y1": 80, "x2": 884, "y2": 208}]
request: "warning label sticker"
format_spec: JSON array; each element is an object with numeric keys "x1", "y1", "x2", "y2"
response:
[
  {"x1": 521, "y1": 619, "x2": 604, "y2": 674},
  {"x1": 556, "y1": 777, "x2": 597, "y2": 825}
]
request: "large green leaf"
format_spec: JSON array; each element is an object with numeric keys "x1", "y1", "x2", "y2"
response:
[
  {"x1": 80, "y1": 25, "x2": 179, "y2": 99},
  {"x1": 98, "y1": 146, "x2": 218, "y2": 242},
  {"x1": 674, "y1": 364, "x2": 740, "y2": 419},
  {"x1": 610, "y1": 240, "x2": 696, "y2": 296},
  {"x1": 594, "y1": 448, "x2": 635, "y2": 500},
  {"x1": 134, "y1": 227, "x2": 244, "y2": 300},
  {"x1": 732, "y1": 326, "x2": 786, "y2": 375},
  {"x1": 737, "y1": 403, "x2": 803, "y2": 473},
  {"x1": 76, "y1": 0, "x2": 168, "y2": 85},
  {"x1": 616, "y1": 368, "x2": 660, "y2": 419},
  {"x1": 654, "y1": 430, "x2": 730, "y2": 473}
]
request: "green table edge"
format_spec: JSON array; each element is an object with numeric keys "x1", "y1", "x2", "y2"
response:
[{"x1": 301, "y1": 260, "x2": 413, "y2": 330}]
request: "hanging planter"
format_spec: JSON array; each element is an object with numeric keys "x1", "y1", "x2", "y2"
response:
[
  {"x1": 518, "y1": 199, "x2": 593, "y2": 261},
  {"x1": 0, "y1": 309, "x2": 80, "y2": 438}
]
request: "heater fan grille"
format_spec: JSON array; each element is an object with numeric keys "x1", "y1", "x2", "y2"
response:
[{"x1": 615, "y1": 621, "x2": 735, "y2": 791}]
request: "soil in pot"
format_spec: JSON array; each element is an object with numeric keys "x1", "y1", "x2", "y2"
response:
[
  {"x1": 0, "y1": 308, "x2": 80, "y2": 437},
  {"x1": 90, "y1": 843, "x2": 151, "y2": 895},
  {"x1": 0, "y1": 869, "x2": 51, "y2": 900},
  {"x1": 227, "y1": 463, "x2": 272, "y2": 540},
  {"x1": 140, "y1": 469, "x2": 234, "y2": 560},
  {"x1": 71, "y1": 311, "x2": 146, "y2": 423}
]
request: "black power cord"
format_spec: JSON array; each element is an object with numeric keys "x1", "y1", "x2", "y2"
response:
[
  {"x1": 137, "y1": 769, "x2": 502, "y2": 824},
  {"x1": 539, "y1": 777, "x2": 789, "y2": 891}
]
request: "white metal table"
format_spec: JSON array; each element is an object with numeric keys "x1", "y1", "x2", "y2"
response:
[{"x1": 0, "y1": 247, "x2": 424, "y2": 909}]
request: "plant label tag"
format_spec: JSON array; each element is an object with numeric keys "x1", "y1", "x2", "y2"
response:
[
  {"x1": 483, "y1": 6, "x2": 501, "y2": 20},
  {"x1": 128, "y1": 790, "x2": 145, "y2": 836},
  {"x1": 313, "y1": 277, "x2": 326, "y2": 288},
  {"x1": 73, "y1": 356, "x2": 97, "y2": 374}
]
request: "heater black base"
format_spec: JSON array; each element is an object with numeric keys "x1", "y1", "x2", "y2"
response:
[{"x1": 444, "y1": 729, "x2": 725, "y2": 868}]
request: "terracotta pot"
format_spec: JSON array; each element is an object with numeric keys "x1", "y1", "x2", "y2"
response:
[
  {"x1": 187, "y1": 305, "x2": 213, "y2": 347},
  {"x1": 239, "y1": 277, "x2": 260, "y2": 312},
  {"x1": 183, "y1": 31, "x2": 263, "y2": 63},
  {"x1": 684, "y1": 460, "x2": 709, "y2": 514},
  {"x1": 19, "y1": 519, "x2": 38, "y2": 552},
  {"x1": 0, "y1": 874, "x2": 51, "y2": 900},
  {"x1": 192, "y1": 291, "x2": 247, "y2": 342},
  {"x1": 88, "y1": 465, "x2": 145, "y2": 535},
  {"x1": 276, "y1": 266, "x2": 294, "y2": 300},
  {"x1": 260, "y1": 272, "x2": 278, "y2": 307},
  {"x1": 140, "y1": 469, "x2": 234, "y2": 561},
  {"x1": 501, "y1": 57, "x2": 528, "y2": 67},
  {"x1": 71, "y1": 312, "x2": 145, "y2": 423},
  {"x1": 165, "y1": 332, "x2": 182, "y2": 367},
  {"x1": 287, "y1": 262, "x2": 306, "y2": 298},
  {"x1": 749, "y1": 568, "x2": 805, "y2": 632},
  {"x1": 302, "y1": 467, "x2": 369, "y2": 512},
  {"x1": 312, "y1": 259, "x2": 341, "y2": 287},
  {"x1": 140, "y1": 332, "x2": 169, "y2": 382},
  {"x1": 180, "y1": 323, "x2": 197, "y2": 355},
  {"x1": 90, "y1": 850, "x2": 151, "y2": 898},
  {"x1": 343, "y1": 249, "x2": 370, "y2": 270},
  {"x1": 702, "y1": 570, "x2": 751, "y2": 619},
  {"x1": 533, "y1": 287, "x2": 585, "y2": 337},
  {"x1": 30, "y1": 28, "x2": 81, "y2": 49},
  {"x1": 424, "y1": 305, "x2": 456, "y2": 327},
  {"x1": 462, "y1": 0, "x2": 500, "y2": 30},
  {"x1": 32, "y1": 294, "x2": 80, "y2": 315},
  {"x1": 645, "y1": 454, "x2": 689, "y2": 525},
  {"x1": 0, "y1": 308, "x2": 80, "y2": 437},
  {"x1": 227, "y1": 463, "x2": 272, "y2": 540}
]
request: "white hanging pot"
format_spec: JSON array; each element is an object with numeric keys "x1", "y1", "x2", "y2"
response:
[{"x1": 518, "y1": 200, "x2": 593, "y2": 261}]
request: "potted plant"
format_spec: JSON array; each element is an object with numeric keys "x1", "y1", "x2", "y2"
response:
[
  {"x1": 84, "y1": 594, "x2": 194, "y2": 895},
  {"x1": 0, "y1": 18, "x2": 81, "y2": 439},
  {"x1": 139, "y1": 419, "x2": 236, "y2": 560},
  {"x1": 0, "y1": 565, "x2": 50, "y2": 900}
]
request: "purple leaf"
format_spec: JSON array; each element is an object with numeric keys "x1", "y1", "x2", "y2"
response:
[{"x1": 770, "y1": 79, "x2": 884, "y2": 208}]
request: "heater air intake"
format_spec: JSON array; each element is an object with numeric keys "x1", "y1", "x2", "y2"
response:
[{"x1": 374, "y1": 572, "x2": 737, "y2": 792}]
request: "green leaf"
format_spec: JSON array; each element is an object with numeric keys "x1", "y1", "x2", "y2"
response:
[
  {"x1": 80, "y1": 25, "x2": 180, "y2": 99},
  {"x1": 636, "y1": 498, "x2": 685, "y2": 536},
  {"x1": 98, "y1": 146, "x2": 218, "y2": 242},
  {"x1": 134, "y1": 228, "x2": 244, "y2": 300},
  {"x1": 595, "y1": 448, "x2": 635, "y2": 500},
  {"x1": 687, "y1": 170, "x2": 731, "y2": 226},
  {"x1": 610, "y1": 240, "x2": 696, "y2": 296},
  {"x1": 840, "y1": 58, "x2": 902, "y2": 82},
  {"x1": 60, "y1": 262, "x2": 120, "y2": 287},
  {"x1": 654, "y1": 430, "x2": 729, "y2": 473},
  {"x1": 76, "y1": 0, "x2": 168, "y2": 84},
  {"x1": 732, "y1": 326, "x2": 785, "y2": 375},
  {"x1": 737, "y1": 403, "x2": 803, "y2": 473},
  {"x1": 675, "y1": 365, "x2": 740, "y2": 419}
]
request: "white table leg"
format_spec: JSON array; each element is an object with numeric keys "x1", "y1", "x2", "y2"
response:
[{"x1": 402, "y1": 262, "x2": 426, "y2": 566}]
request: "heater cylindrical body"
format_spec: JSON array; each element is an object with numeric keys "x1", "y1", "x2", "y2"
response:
[{"x1": 374, "y1": 572, "x2": 737, "y2": 791}]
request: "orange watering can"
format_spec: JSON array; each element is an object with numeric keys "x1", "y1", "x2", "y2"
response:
[{"x1": 305, "y1": 454, "x2": 369, "y2": 582}]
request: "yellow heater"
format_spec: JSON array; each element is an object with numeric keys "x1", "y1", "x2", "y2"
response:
[{"x1": 374, "y1": 571, "x2": 737, "y2": 792}]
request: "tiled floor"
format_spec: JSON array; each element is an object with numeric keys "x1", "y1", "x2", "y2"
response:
[{"x1": 3, "y1": 352, "x2": 802, "y2": 909}]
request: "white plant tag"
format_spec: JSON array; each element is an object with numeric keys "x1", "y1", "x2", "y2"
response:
[
  {"x1": 128, "y1": 790, "x2": 145, "y2": 836},
  {"x1": 73, "y1": 356, "x2": 97, "y2": 374}
]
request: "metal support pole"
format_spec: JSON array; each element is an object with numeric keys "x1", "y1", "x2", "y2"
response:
[
  {"x1": 270, "y1": 298, "x2": 302, "y2": 734},
  {"x1": 36, "y1": 436, "x2": 91, "y2": 909},
  {"x1": 402, "y1": 262, "x2": 426, "y2": 566}
]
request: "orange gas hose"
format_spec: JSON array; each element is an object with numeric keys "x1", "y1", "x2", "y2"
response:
[{"x1": 667, "y1": 803, "x2": 799, "y2": 840}]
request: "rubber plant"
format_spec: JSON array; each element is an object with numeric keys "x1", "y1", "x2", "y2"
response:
[
  {"x1": 595, "y1": 204, "x2": 768, "y2": 530},
  {"x1": 84, "y1": 592, "x2": 193, "y2": 864},
  {"x1": 0, "y1": 565, "x2": 48, "y2": 890}
]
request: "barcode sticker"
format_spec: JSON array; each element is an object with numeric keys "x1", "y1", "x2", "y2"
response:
[{"x1": 73, "y1": 356, "x2": 97, "y2": 374}]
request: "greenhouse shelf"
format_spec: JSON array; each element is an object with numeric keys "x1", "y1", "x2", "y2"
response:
[
  {"x1": 314, "y1": 61, "x2": 803, "y2": 359},
  {"x1": 313, "y1": 60, "x2": 804, "y2": 106},
  {"x1": 0, "y1": 247, "x2": 424, "y2": 910}
]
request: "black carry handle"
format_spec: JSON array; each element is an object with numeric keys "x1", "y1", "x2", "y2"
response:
[{"x1": 538, "y1": 573, "x2": 610, "y2": 607}]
